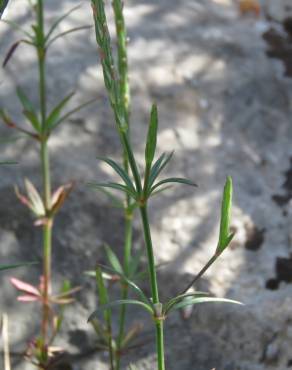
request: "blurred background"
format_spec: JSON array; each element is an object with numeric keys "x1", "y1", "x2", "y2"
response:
[{"x1": 1, "y1": 0, "x2": 292, "y2": 369}]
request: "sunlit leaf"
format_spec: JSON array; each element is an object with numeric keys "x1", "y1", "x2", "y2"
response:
[
  {"x1": 88, "y1": 299, "x2": 154, "y2": 322},
  {"x1": 169, "y1": 296, "x2": 243, "y2": 313},
  {"x1": 216, "y1": 176, "x2": 234, "y2": 254},
  {"x1": 145, "y1": 104, "x2": 158, "y2": 168}
]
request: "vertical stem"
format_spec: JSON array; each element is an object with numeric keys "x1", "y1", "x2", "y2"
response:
[
  {"x1": 139, "y1": 205, "x2": 165, "y2": 370},
  {"x1": 139, "y1": 205, "x2": 159, "y2": 303},
  {"x1": 155, "y1": 321, "x2": 165, "y2": 370},
  {"x1": 112, "y1": 1, "x2": 133, "y2": 367},
  {"x1": 116, "y1": 213, "x2": 132, "y2": 368},
  {"x1": 37, "y1": 0, "x2": 52, "y2": 351}
]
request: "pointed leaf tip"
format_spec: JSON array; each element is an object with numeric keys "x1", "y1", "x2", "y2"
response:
[
  {"x1": 145, "y1": 104, "x2": 158, "y2": 167},
  {"x1": 217, "y1": 176, "x2": 234, "y2": 254}
]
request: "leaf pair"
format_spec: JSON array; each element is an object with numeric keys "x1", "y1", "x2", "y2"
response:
[
  {"x1": 143, "y1": 104, "x2": 197, "y2": 198},
  {"x1": 2, "y1": 4, "x2": 90, "y2": 66},
  {"x1": 89, "y1": 282, "x2": 241, "y2": 323},
  {"x1": 90, "y1": 106, "x2": 197, "y2": 204},
  {"x1": 11, "y1": 276, "x2": 80, "y2": 305},
  {"x1": 15, "y1": 179, "x2": 73, "y2": 225}
]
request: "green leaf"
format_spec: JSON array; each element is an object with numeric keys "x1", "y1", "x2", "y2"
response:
[
  {"x1": 150, "y1": 177, "x2": 197, "y2": 194},
  {"x1": 216, "y1": 176, "x2": 234, "y2": 254},
  {"x1": 95, "y1": 263, "x2": 151, "y2": 306},
  {"x1": 128, "y1": 249, "x2": 143, "y2": 278},
  {"x1": 104, "y1": 244, "x2": 123, "y2": 275},
  {"x1": 88, "y1": 299, "x2": 154, "y2": 322},
  {"x1": 48, "y1": 98, "x2": 96, "y2": 131},
  {"x1": 97, "y1": 187, "x2": 124, "y2": 208},
  {"x1": 45, "y1": 92, "x2": 75, "y2": 130},
  {"x1": 148, "y1": 151, "x2": 174, "y2": 188},
  {"x1": 16, "y1": 87, "x2": 35, "y2": 112},
  {"x1": 1, "y1": 19, "x2": 33, "y2": 39},
  {"x1": 45, "y1": 5, "x2": 82, "y2": 43},
  {"x1": 95, "y1": 267, "x2": 112, "y2": 325},
  {"x1": 145, "y1": 104, "x2": 158, "y2": 168},
  {"x1": 97, "y1": 157, "x2": 136, "y2": 193},
  {"x1": 0, "y1": 261, "x2": 37, "y2": 272},
  {"x1": 0, "y1": 160, "x2": 17, "y2": 165},
  {"x1": 169, "y1": 296, "x2": 243, "y2": 313},
  {"x1": 88, "y1": 182, "x2": 137, "y2": 199},
  {"x1": 164, "y1": 292, "x2": 210, "y2": 314},
  {"x1": 16, "y1": 87, "x2": 40, "y2": 132},
  {"x1": 46, "y1": 26, "x2": 92, "y2": 48},
  {"x1": 23, "y1": 110, "x2": 41, "y2": 132}
]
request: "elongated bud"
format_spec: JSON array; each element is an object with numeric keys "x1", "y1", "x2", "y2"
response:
[
  {"x1": 145, "y1": 104, "x2": 158, "y2": 168},
  {"x1": 216, "y1": 176, "x2": 234, "y2": 254}
]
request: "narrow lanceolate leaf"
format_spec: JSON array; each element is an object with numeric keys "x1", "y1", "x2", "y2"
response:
[
  {"x1": 97, "y1": 157, "x2": 136, "y2": 192},
  {"x1": 88, "y1": 182, "x2": 137, "y2": 199},
  {"x1": 0, "y1": 160, "x2": 17, "y2": 165},
  {"x1": 150, "y1": 177, "x2": 197, "y2": 194},
  {"x1": 3, "y1": 40, "x2": 21, "y2": 67},
  {"x1": 104, "y1": 244, "x2": 123, "y2": 275},
  {"x1": 148, "y1": 151, "x2": 174, "y2": 188},
  {"x1": 0, "y1": 261, "x2": 36, "y2": 272},
  {"x1": 164, "y1": 292, "x2": 210, "y2": 314},
  {"x1": 48, "y1": 98, "x2": 96, "y2": 131},
  {"x1": 95, "y1": 266, "x2": 112, "y2": 326},
  {"x1": 216, "y1": 176, "x2": 234, "y2": 254},
  {"x1": 97, "y1": 188, "x2": 124, "y2": 209},
  {"x1": 169, "y1": 296, "x2": 243, "y2": 313},
  {"x1": 45, "y1": 92, "x2": 75, "y2": 130},
  {"x1": 46, "y1": 26, "x2": 92, "y2": 48},
  {"x1": 145, "y1": 104, "x2": 158, "y2": 167},
  {"x1": 88, "y1": 299, "x2": 154, "y2": 322},
  {"x1": 95, "y1": 263, "x2": 151, "y2": 306},
  {"x1": 16, "y1": 87, "x2": 40, "y2": 132},
  {"x1": 1, "y1": 20, "x2": 33, "y2": 39},
  {"x1": 45, "y1": 5, "x2": 82, "y2": 43}
]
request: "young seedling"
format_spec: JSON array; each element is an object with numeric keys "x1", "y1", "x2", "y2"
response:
[
  {"x1": 89, "y1": 1, "x2": 242, "y2": 369},
  {"x1": 1, "y1": 1, "x2": 91, "y2": 367}
]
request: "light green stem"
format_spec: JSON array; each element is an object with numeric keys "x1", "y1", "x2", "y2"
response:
[
  {"x1": 139, "y1": 205, "x2": 165, "y2": 370},
  {"x1": 37, "y1": 0, "x2": 53, "y2": 351},
  {"x1": 112, "y1": 1, "x2": 133, "y2": 366},
  {"x1": 116, "y1": 213, "x2": 132, "y2": 368},
  {"x1": 156, "y1": 321, "x2": 165, "y2": 370}
]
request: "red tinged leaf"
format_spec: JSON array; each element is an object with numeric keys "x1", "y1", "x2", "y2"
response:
[
  {"x1": 17, "y1": 295, "x2": 40, "y2": 302},
  {"x1": 51, "y1": 182, "x2": 74, "y2": 215},
  {"x1": 3, "y1": 40, "x2": 21, "y2": 67},
  {"x1": 10, "y1": 277, "x2": 40, "y2": 296}
]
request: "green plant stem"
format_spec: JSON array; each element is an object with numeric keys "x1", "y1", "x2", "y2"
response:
[
  {"x1": 37, "y1": 0, "x2": 53, "y2": 352},
  {"x1": 112, "y1": 1, "x2": 133, "y2": 366},
  {"x1": 155, "y1": 321, "x2": 165, "y2": 370},
  {"x1": 139, "y1": 205, "x2": 165, "y2": 370},
  {"x1": 116, "y1": 212, "x2": 132, "y2": 368}
]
